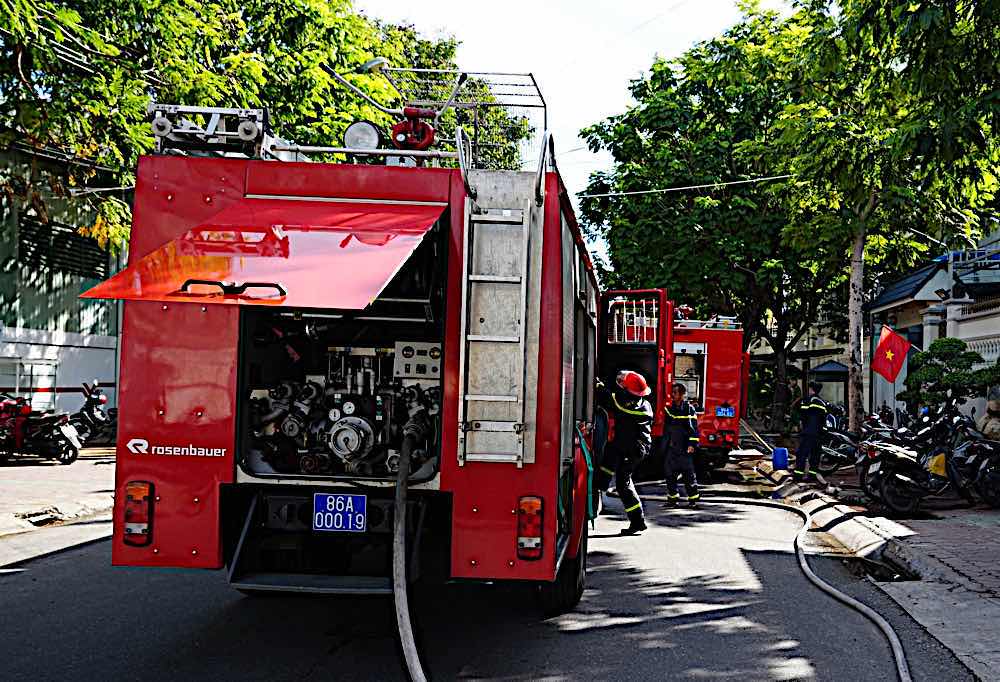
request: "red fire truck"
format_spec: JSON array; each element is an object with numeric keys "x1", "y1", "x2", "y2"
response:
[
  {"x1": 82, "y1": 69, "x2": 597, "y2": 631},
  {"x1": 598, "y1": 290, "x2": 749, "y2": 473}
]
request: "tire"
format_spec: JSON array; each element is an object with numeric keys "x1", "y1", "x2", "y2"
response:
[
  {"x1": 857, "y1": 460, "x2": 880, "y2": 500},
  {"x1": 879, "y1": 472, "x2": 922, "y2": 515},
  {"x1": 975, "y1": 462, "x2": 1000, "y2": 508},
  {"x1": 55, "y1": 442, "x2": 79, "y2": 465},
  {"x1": 538, "y1": 525, "x2": 588, "y2": 617},
  {"x1": 816, "y1": 447, "x2": 845, "y2": 475}
]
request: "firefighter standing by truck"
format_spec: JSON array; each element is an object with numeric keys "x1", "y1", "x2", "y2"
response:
[
  {"x1": 662, "y1": 383, "x2": 701, "y2": 508},
  {"x1": 795, "y1": 381, "x2": 828, "y2": 481},
  {"x1": 594, "y1": 370, "x2": 654, "y2": 535}
]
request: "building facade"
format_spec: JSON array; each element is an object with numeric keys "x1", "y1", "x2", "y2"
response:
[{"x1": 0, "y1": 148, "x2": 122, "y2": 411}]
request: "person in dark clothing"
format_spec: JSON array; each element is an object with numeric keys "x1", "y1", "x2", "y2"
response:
[
  {"x1": 795, "y1": 381, "x2": 828, "y2": 481},
  {"x1": 594, "y1": 370, "x2": 654, "y2": 535},
  {"x1": 661, "y1": 383, "x2": 700, "y2": 508}
]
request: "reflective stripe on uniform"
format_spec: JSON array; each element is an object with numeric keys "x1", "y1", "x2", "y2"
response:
[
  {"x1": 613, "y1": 393, "x2": 649, "y2": 417},
  {"x1": 624, "y1": 502, "x2": 642, "y2": 513},
  {"x1": 667, "y1": 494, "x2": 679, "y2": 499},
  {"x1": 689, "y1": 437, "x2": 699, "y2": 441},
  {"x1": 600, "y1": 466, "x2": 615, "y2": 476},
  {"x1": 665, "y1": 409, "x2": 698, "y2": 419},
  {"x1": 687, "y1": 494, "x2": 700, "y2": 501},
  {"x1": 794, "y1": 469, "x2": 805, "y2": 474}
]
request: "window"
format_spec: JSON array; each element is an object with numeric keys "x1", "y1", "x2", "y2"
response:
[{"x1": 674, "y1": 352, "x2": 706, "y2": 412}]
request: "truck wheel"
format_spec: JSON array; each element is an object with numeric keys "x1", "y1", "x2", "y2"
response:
[{"x1": 537, "y1": 525, "x2": 587, "y2": 617}]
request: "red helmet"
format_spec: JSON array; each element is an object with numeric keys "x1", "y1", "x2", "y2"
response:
[{"x1": 616, "y1": 370, "x2": 651, "y2": 397}]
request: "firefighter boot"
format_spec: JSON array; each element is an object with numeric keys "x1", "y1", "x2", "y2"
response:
[
  {"x1": 663, "y1": 494, "x2": 680, "y2": 509},
  {"x1": 620, "y1": 517, "x2": 648, "y2": 535}
]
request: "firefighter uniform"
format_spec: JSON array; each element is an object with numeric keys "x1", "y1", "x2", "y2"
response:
[
  {"x1": 594, "y1": 388, "x2": 653, "y2": 528},
  {"x1": 796, "y1": 393, "x2": 828, "y2": 477},
  {"x1": 662, "y1": 400, "x2": 700, "y2": 504}
]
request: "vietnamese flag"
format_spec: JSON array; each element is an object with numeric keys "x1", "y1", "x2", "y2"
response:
[{"x1": 871, "y1": 326, "x2": 912, "y2": 382}]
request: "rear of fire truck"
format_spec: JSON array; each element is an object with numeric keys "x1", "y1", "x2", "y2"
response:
[
  {"x1": 672, "y1": 309, "x2": 750, "y2": 470},
  {"x1": 82, "y1": 66, "x2": 596, "y2": 627},
  {"x1": 597, "y1": 290, "x2": 749, "y2": 475}
]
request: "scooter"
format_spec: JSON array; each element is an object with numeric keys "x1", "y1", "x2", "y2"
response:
[
  {"x1": 0, "y1": 393, "x2": 82, "y2": 465},
  {"x1": 874, "y1": 402, "x2": 977, "y2": 515},
  {"x1": 70, "y1": 381, "x2": 116, "y2": 445}
]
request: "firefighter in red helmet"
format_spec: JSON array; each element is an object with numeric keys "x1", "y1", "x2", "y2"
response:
[{"x1": 594, "y1": 369, "x2": 654, "y2": 535}]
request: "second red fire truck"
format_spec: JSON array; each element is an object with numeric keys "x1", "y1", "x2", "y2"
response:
[{"x1": 598, "y1": 290, "x2": 749, "y2": 474}]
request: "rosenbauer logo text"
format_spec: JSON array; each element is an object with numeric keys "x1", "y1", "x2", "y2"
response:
[{"x1": 126, "y1": 438, "x2": 226, "y2": 458}]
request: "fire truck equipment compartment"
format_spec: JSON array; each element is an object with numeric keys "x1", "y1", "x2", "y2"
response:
[{"x1": 81, "y1": 198, "x2": 445, "y2": 309}]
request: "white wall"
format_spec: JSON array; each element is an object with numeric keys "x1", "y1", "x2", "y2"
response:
[{"x1": 0, "y1": 325, "x2": 117, "y2": 412}]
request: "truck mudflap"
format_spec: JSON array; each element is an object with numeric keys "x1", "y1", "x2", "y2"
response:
[{"x1": 82, "y1": 198, "x2": 444, "y2": 309}]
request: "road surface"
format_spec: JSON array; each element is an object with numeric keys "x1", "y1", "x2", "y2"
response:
[{"x1": 0, "y1": 491, "x2": 974, "y2": 681}]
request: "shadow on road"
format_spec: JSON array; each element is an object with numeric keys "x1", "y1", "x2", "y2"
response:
[{"x1": 0, "y1": 503, "x2": 897, "y2": 682}]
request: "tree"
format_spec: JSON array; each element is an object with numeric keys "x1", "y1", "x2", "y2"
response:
[
  {"x1": 763, "y1": 0, "x2": 1000, "y2": 432},
  {"x1": 899, "y1": 337, "x2": 1000, "y2": 408},
  {"x1": 580, "y1": 6, "x2": 849, "y2": 430},
  {"x1": 0, "y1": 1, "x2": 479, "y2": 252}
]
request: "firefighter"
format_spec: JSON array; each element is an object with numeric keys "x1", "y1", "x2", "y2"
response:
[
  {"x1": 795, "y1": 381, "x2": 828, "y2": 481},
  {"x1": 594, "y1": 370, "x2": 653, "y2": 535},
  {"x1": 662, "y1": 383, "x2": 700, "y2": 508}
]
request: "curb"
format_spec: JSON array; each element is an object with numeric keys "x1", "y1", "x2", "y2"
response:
[
  {"x1": 754, "y1": 460, "x2": 918, "y2": 569},
  {"x1": 0, "y1": 499, "x2": 115, "y2": 540}
]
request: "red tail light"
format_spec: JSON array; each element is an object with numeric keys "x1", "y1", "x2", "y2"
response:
[
  {"x1": 517, "y1": 496, "x2": 543, "y2": 560},
  {"x1": 866, "y1": 445, "x2": 878, "y2": 459},
  {"x1": 123, "y1": 481, "x2": 154, "y2": 546},
  {"x1": 19, "y1": 405, "x2": 31, "y2": 416},
  {"x1": 98, "y1": 395, "x2": 108, "y2": 404}
]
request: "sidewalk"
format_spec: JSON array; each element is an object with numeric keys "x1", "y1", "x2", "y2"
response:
[
  {"x1": 748, "y1": 456, "x2": 1000, "y2": 681},
  {"x1": 0, "y1": 448, "x2": 115, "y2": 565}
]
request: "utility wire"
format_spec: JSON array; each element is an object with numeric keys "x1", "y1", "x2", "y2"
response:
[{"x1": 578, "y1": 174, "x2": 795, "y2": 198}]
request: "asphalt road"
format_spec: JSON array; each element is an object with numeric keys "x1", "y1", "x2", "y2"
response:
[{"x1": 0, "y1": 492, "x2": 974, "y2": 681}]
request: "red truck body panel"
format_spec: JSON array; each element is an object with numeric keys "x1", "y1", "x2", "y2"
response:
[
  {"x1": 672, "y1": 323, "x2": 745, "y2": 450},
  {"x1": 94, "y1": 157, "x2": 593, "y2": 582}
]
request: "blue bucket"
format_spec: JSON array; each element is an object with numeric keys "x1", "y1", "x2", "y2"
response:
[{"x1": 772, "y1": 447, "x2": 789, "y2": 471}]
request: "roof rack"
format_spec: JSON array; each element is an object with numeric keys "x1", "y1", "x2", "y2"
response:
[{"x1": 675, "y1": 318, "x2": 743, "y2": 330}]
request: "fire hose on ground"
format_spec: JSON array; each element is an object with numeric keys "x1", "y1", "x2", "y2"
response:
[{"x1": 630, "y1": 487, "x2": 913, "y2": 682}]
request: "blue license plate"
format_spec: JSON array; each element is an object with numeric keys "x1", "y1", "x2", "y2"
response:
[
  {"x1": 312, "y1": 493, "x2": 367, "y2": 533},
  {"x1": 715, "y1": 406, "x2": 736, "y2": 418}
]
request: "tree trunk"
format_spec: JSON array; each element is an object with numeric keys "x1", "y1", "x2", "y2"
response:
[
  {"x1": 847, "y1": 224, "x2": 867, "y2": 433},
  {"x1": 771, "y1": 349, "x2": 788, "y2": 434}
]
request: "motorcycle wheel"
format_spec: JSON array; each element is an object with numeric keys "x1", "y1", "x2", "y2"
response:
[
  {"x1": 975, "y1": 463, "x2": 1000, "y2": 508},
  {"x1": 857, "y1": 460, "x2": 880, "y2": 500},
  {"x1": 879, "y1": 473, "x2": 922, "y2": 515},
  {"x1": 55, "y1": 442, "x2": 79, "y2": 465},
  {"x1": 816, "y1": 447, "x2": 846, "y2": 475}
]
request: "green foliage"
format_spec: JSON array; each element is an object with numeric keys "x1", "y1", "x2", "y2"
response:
[
  {"x1": 580, "y1": 8, "x2": 846, "y2": 353},
  {"x1": 0, "y1": 1, "x2": 471, "y2": 251},
  {"x1": 900, "y1": 337, "x2": 1000, "y2": 407}
]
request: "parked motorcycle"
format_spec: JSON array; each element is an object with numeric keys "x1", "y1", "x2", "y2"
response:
[
  {"x1": 856, "y1": 412, "x2": 941, "y2": 507},
  {"x1": 0, "y1": 393, "x2": 82, "y2": 465},
  {"x1": 948, "y1": 414, "x2": 1000, "y2": 507},
  {"x1": 872, "y1": 401, "x2": 979, "y2": 514},
  {"x1": 70, "y1": 381, "x2": 116, "y2": 445}
]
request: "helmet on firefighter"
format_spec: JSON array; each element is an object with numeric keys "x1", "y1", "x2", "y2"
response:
[{"x1": 616, "y1": 370, "x2": 651, "y2": 397}]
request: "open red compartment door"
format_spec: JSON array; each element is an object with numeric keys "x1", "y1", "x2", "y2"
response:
[{"x1": 83, "y1": 198, "x2": 445, "y2": 308}]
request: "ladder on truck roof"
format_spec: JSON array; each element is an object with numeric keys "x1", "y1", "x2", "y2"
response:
[{"x1": 457, "y1": 205, "x2": 532, "y2": 467}]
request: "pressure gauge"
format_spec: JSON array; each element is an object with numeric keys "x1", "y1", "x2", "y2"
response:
[
  {"x1": 342, "y1": 401, "x2": 356, "y2": 416},
  {"x1": 328, "y1": 407, "x2": 342, "y2": 422}
]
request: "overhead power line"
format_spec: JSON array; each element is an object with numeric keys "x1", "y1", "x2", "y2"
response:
[{"x1": 577, "y1": 174, "x2": 795, "y2": 198}]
